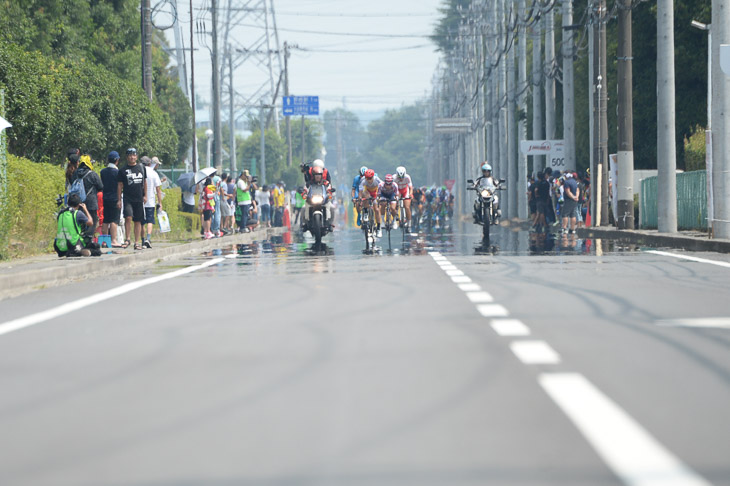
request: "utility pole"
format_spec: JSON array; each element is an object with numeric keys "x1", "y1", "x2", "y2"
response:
[
  {"x1": 189, "y1": 0, "x2": 197, "y2": 172},
  {"x1": 284, "y1": 42, "x2": 293, "y2": 167},
  {"x1": 599, "y1": 0, "x2": 609, "y2": 225},
  {"x1": 141, "y1": 0, "x2": 153, "y2": 100},
  {"x1": 657, "y1": 0, "x2": 677, "y2": 232},
  {"x1": 211, "y1": 0, "x2": 222, "y2": 168},
  {"x1": 260, "y1": 101, "x2": 266, "y2": 183},
  {"x1": 228, "y1": 49, "x2": 236, "y2": 174},
  {"x1": 507, "y1": 17, "x2": 517, "y2": 219},
  {"x1": 517, "y1": 0, "x2": 528, "y2": 219},
  {"x1": 301, "y1": 115, "x2": 305, "y2": 166},
  {"x1": 532, "y1": 4, "x2": 543, "y2": 174},
  {"x1": 498, "y1": 0, "x2": 507, "y2": 196},
  {"x1": 544, "y1": 5, "x2": 556, "y2": 144},
  {"x1": 616, "y1": 0, "x2": 634, "y2": 229},
  {"x1": 711, "y1": 0, "x2": 730, "y2": 238},
  {"x1": 562, "y1": 0, "x2": 576, "y2": 170},
  {"x1": 588, "y1": 2, "x2": 595, "y2": 223}
]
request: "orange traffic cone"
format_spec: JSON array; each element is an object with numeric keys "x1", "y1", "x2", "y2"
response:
[{"x1": 283, "y1": 206, "x2": 291, "y2": 229}]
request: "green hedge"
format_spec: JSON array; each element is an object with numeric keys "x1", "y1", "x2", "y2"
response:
[{"x1": 0, "y1": 43, "x2": 178, "y2": 165}]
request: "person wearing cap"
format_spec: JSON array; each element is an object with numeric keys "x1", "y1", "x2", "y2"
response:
[
  {"x1": 116, "y1": 148, "x2": 147, "y2": 249},
  {"x1": 141, "y1": 156, "x2": 163, "y2": 248},
  {"x1": 561, "y1": 171, "x2": 580, "y2": 234},
  {"x1": 100, "y1": 151, "x2": 122, "y2": 246},
  {"x1": 72, "y1": 154, "x2": 104, "y2": 234},
  {"x1": 272, "y1": 181, "x2": 286, "y2": 227}
]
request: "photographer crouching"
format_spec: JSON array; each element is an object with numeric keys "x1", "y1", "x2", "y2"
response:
[{"x1": 53, "y1": 194, "x2": 101, "y2": 257}]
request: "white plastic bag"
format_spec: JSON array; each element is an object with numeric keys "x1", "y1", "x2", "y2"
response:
[{"x1": 158, "y1": 210, "x2": 171, "y2": 233}]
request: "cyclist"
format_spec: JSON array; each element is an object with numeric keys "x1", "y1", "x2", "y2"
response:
[
  {"x1": 351, "y1": 166, "x2": 368, "y2": 226},
  {"x1": 359, "y1": 169, "x2": 382, "y2": 236},
  {"x1": 378, "y1": 174, "x2": 399, "y2": 233},
  {"x1": 394, "y1": 166, "x2": 414, "y2": 229}
]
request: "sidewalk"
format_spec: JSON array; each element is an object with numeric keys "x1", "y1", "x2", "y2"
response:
[
  {"x1": 0, "y1": 227, "x2": 288, "y2": 300},
  {"x1": 576, "y1": 226, "x2": 730, "y2": 254}
]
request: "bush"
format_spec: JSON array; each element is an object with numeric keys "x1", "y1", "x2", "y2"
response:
[
  {"x1": 0, "y1": 43, "x2": 178, "y2": 166},
  {"x1": 4, "y1": 154, "x2": 65, "y2": 258},
  {"x1": 684, "y1": 125, "x2": 706, "y2": 172}
]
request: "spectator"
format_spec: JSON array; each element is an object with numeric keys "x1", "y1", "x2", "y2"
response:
[
  {"x1": 211, "y1": 172, "x2": 223, "y2": 236},
  {"x1": 561, "y1": 172, "x2": 580, "y2": 234},
  {"x1": 256, "y1": 184, "x2": 271, "y2": 227},
  {"x1": 72, "y1": 154, "x2": 104, "y2": 234},
  {"x1": 141, "y1": 156, "x2": 163, "y2": 248},
  {"x1": 201, "y1": 177, "x2": 216, "y2": 239},
  {"x1": 236, "y1": 171, "x2": 252, "y2": 232},
  {"x1": 53, "y1": 193, "x2": 95, "y2": 257},
  {"x1": 117, "y1": 147, "x2": 147, "y2": 250},
  {"x1": 100, "y1": 151, "x2": 121, "y2": 247},
  {"x1": 272, "y1": 181, "x2": 286, "y2": 227},
  {"x1": 65, "y1": 153, "x2": 80, "y2": 195},
  {"x1": 247, "y1": 202, "x2": 259, "y2": 232},
  {"x1": 294, "y1": 187, "x2": 305, "y2": 224},
  {"x1": 181, "y1": 181, "x2": 196, "y2": 213},
  {"x1": 218, "y1": 173, "x2": 231, "y2": 235},
  {"x1": 534, "y1": 170, "x2": 552, "y2": 232}
]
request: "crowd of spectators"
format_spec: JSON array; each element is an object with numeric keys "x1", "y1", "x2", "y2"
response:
[{"x1": 528, "y1": 167, "x2": 590, "y2": 234}]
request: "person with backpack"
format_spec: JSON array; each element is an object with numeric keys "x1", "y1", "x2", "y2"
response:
[
  {"x1": 69, "y1": 154, "x2": 104, "y2": 234},
  {"x1": 53, "y1": 194, "x2": 96, "y2": 257}
]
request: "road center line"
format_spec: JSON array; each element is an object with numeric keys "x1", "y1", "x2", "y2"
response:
[
  {"x1": 466, "y1": 291, "x2": 494, "y2": 303},
  {"x1": 510, "y1": 341, "x2": 561, "y2": 364},
  {"x1": 0, "y1": 258, "x2": 226, "y2": 337},
  {"x1": 491, "y1": 319, "x2": 531, "y2": 336},
  {"x1": 646, "y1": 250, "x2": 730, "y2": 269},
  {"x1": 540, "y1": 373, "x2": 712, "y2": 486},
  {"x1": 445, "y1": 269, "x2": 465, "y2": 277},
  {"x1": 440, "y1": 265, "x2": 458, "y2": 271},
  {"x1": 458, "y1": 283, "x2": 482, "y2": 292},
  {"x1": 476, "y1": 304, "x2": 509, "y2": 317},
  {"x1": 451, "y1": 276, "x2": 472, "y2": 283}
]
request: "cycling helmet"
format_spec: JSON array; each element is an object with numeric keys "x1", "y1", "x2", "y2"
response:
[
  {"x1": 360, "y1": 166, "x2": 368, "y2": 176},
  {"x1": 385, "y1": 174, "x2": 394, "y2": 184},
  {"x1": 481, "y1": 162, "x2": 492, "y2": 172},
  {"x1": 313, "y1": 159, "x2": 325, "y2": 169},
  {"x1": 312, "y1": 166, "x2": 324, "y2": 175},
  {"x1": 365, "y1": 169, "x2": 375, "y2": 179},
  {"x1": 396, "y1": 166, "x2": 406, "y2": 178}
]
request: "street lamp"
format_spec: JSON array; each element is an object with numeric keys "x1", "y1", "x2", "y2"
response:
[
  {"x1": 691, "y1": 19, "x2": 712, "y2": 235},
  {"x1": 205, "y1": 128, "x2": 214, "y2": 169}
]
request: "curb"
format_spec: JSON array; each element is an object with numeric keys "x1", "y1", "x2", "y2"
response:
[
  {"x1": 0, "y1": 227, "x2": 288, "y2": 300},
  {"x1": 576, "y1": 227, "x2": 730, "y2": 254}
]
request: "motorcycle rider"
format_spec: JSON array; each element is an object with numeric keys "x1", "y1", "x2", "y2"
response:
[
  {"x1": 303, "y1": 159, "x2": 332, "y2": 187},
  {"x1": 378, "y1": 174, "x2": 400, "y2": 231},
  {"x1": 473, "y1": 162, "x2": 501, "y2": 223},
  {"x1": 359, "y1": 169, "x2": 382, "y2": 236},
  {"x1": 394, "y1": 166, "x2": 414, "y2": 229},
  {"x1": 352, "y1": 166, "x2": 368, "y2": 226},
  {"x1": 302, "y1": 165, "x2": 335, "y2": 231}
]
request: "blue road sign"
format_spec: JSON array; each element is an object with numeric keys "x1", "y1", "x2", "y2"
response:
[{"x1": 283, "y1": 96, "x2": 319, "y2": 116}]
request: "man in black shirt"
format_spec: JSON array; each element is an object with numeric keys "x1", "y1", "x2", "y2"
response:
[
  {"x1": 116, "y1": 148, "x2": 147, "y2": 249},
  {"x1": 100, "y1": 151, "x2": 121, "y2": 246},
  {"x1": 535, "y1": 170, "x2": 552, "y2": 231}
]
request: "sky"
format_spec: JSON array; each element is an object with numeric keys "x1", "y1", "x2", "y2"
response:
[{"x1": 166, "y1": 0, "x2": 445, "y2": 125}]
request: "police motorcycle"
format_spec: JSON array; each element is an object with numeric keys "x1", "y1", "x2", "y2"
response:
[
  {"x1": 302, "y1": 179, "x2": 336, "y2": 248},
  {"x1": 468, "y1": 165, "x2": 504, "y2": 240}
]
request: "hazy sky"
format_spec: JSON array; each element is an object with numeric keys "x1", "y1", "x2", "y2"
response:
[{"x1": 168, "y1": 0, "x2": 444, "y2": 122}]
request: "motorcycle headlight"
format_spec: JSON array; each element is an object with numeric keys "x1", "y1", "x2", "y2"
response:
[
  {"x1": 480, "y1": 189, "x2": 492, "y2": 198},
  {"x1": 310, "y1": 195, "x2": 324, "y2": 205}
]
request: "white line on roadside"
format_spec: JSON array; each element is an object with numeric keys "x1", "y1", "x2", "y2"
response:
[
  {"x1": 657, "y1": 318, "x2": 730, "y2": 329},
  {"x1": 510, "y1": 340, "x2": 561, "y2": 364},
  {"x1": 491, "y1": 319, "x2": 531, "y2": 336},
  {"x1": 646, "y1": 250, "x2": 730, "y2": 269},
  {"x1": 225, "y1": 254, "x2": 237, "y2": 259},
  {"x1": 458, "y1": 283, "x2": 482, "y2": 292},
  {"x1": 0, "y1": 258, "x2": 226, "y2": 337},
  {"x1": 476, "y1": 304, "x2": 509, "y2": 317},
  {"x1": 466, "y1": 291, "x2": 494, "y2": 303},
  {"x1": 540, "y1": 373, "x2": 712, "y2": 486}
]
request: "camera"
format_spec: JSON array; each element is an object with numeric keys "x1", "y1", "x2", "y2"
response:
[{"x1": 56, "y1": 194, "x2": 65, "y2": 208}]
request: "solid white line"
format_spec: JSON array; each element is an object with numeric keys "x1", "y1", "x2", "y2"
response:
[
  {"x1": 445, "y1": 269, "x2": 465, "y2": 277},
  {"x1": 451, "y1": 276, "x2": 472, "y2": 283},
  {"x1": 458, "y1": 283, "x2": 482, "y2": 292},
  {"x1": 657, "y1": 318, "x2": 730, "y2": 329},
  {"x1": 0, "y1": 258, "x2": 226, "y2": 337},
  {"x1": 466, "y1": 291, "x2": 494, "y2": 303},
  {"x1": 476, "y1": 304, "x2": 509, "y2": 317},
  {"x1": 491, "y1": 319, "x2": 531, "y2": 336},
  {"x1": 540, "y1": 373, "x2": 712, "y2": 486},
  {"x1": 510, "y1": 341, "x2": 561, "y2": 364},
  {"x1": 647, "y1": 250, "x2": 730, "y2": 269}
]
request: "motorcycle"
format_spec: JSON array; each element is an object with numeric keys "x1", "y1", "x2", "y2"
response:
[
  {"x1": 468, "y1": 178, "x2": 505, "y2": 240},
  {"x1": 302, "y1": 183, "x2": 335, "y2": 248}
]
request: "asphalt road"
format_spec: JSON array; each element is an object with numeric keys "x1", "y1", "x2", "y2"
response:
[{"x1": 0, "y1": 222, "x2": 729, "y2": 486}]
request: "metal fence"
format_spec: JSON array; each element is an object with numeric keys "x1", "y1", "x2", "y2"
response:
[
  {"x1": 0, "y1": 89, "x2": 8, "y2": 259},
  {"x1": 640, "y1": 171, "x2": 707, "y2": 230}
]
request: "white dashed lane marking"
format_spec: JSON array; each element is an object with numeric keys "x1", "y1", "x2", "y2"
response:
[
  {"x1": 510, "y1": 340, "x2": 561, "y2": 364},
  {"x1": 465, "y1": 291, "x2": 494, "y2": 303},
  {"x1": 451, "y1": 276, "x2": 472, "y2": 283},
  {"x1": 657, "y1": 318, "x2": 730, "y2": 329},
  {"x1": 458, "y1": 283, "x2": 482, "y2": 292},
  {"x1": 476, "y1": 304, "x2": 509, "y2": 317},
  {"x1": 491, "y1": 319, "x2": 531, "y2": 336}
]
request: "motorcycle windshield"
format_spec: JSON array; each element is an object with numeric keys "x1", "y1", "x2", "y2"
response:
[{"x1": 308, "y1": 184, "x2": 327, "y2": 204}]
